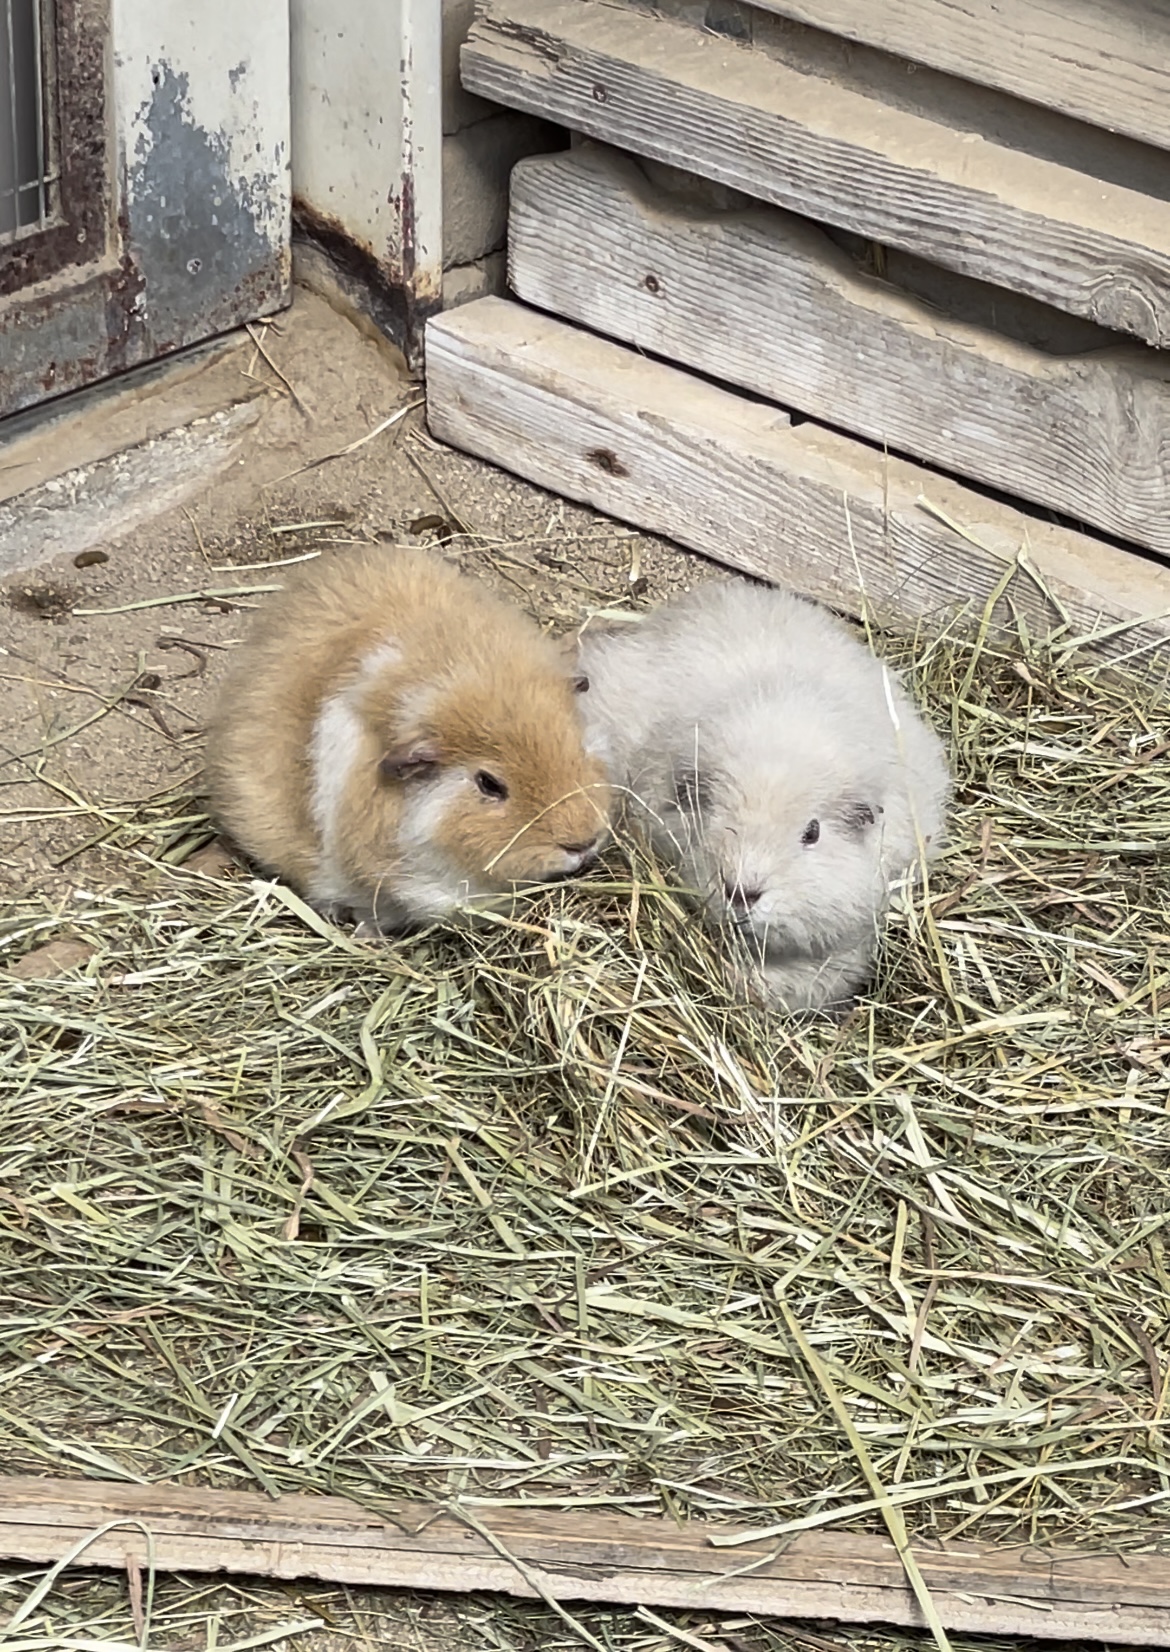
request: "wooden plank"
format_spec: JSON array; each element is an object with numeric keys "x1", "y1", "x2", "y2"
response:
[
  {"x1": 750, "y1": 0, "x2": 1170, "y2": 156},
  {"x1": 461, "y1": 0, "x2": 1170, "y2": 347},
  {"x1": 425, "y1": 299, "x2": 1170, "y2": 670},
  {"x1": 6, "y1": 1476, "x2": 1170, "y2": 1644},
  {"x1": 508, "y1": 145, "x2": 1170, "y2": 558}
]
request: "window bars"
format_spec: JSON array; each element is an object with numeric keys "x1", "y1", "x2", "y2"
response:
[{"x1": 0, "y1": 0, "x2": 54, "y2": 243}]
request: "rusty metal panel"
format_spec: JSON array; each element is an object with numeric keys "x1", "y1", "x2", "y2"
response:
[
  {"x1": 289, "y1": 0, "x2": 442, "y2": 368},
  {"x1": 0, "y1": 0, "x2": 291, "y2": 418}
]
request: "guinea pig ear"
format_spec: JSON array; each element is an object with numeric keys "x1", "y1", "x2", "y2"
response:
[
  {"x1": 379, "y1": 742, "x2": 441, "y2": 782},
  {"x1": 836, "y1": 797, "x2": 881, "y2": 836}
]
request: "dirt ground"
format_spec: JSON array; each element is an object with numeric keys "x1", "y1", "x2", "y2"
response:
[{"x1": 0, "y1": 282, "x2": 722, "y2": 910}]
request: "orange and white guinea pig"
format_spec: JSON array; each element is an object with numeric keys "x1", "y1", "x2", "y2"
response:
[{"x1": 205, "y1": 547, "x2": 612, "y2": 930}]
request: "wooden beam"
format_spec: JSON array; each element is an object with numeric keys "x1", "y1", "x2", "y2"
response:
[
  {"x1": 425, "y1": 298, "x2": 1170, "y2": 669},
  {"x1": 461, "y1": 0, "x2": 1170, "y2": 347},
  {"x1": 750, "y1": 0, "x2": 1170, "y2": 156},
  {"x1": 5, "y1": 1476, "x2": 1170, "y2": 1644},
  {"x1": 509, "y1": 145, "x2": 1170, "y2": 558}
]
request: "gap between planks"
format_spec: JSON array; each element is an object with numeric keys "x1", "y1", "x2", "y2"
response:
[
  {"x1": 4, "y1": 1476, "x2": 1170, "y2": 1644},
  {"x1": 424, "y1": 297, "x2": 1170, "y2": 673},
  {"x1": 461, "y1": 0, "x2": 1170, "y2": 346}
]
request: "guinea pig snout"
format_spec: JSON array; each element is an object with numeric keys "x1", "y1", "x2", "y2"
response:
[
  {"x1": 722, "y1": 874, "x2": 763, "y2": 914},
  {"x1": 560, "y1": 832, "x2": 603, "y2": 872}
]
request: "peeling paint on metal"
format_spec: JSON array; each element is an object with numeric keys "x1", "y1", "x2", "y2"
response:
[{"x1": 123, "y1": 62, "x2": 281, "y2": 347}]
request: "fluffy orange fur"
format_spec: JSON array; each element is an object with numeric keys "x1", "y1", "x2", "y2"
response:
[{"x1": 204, "y1": 547, "x2": 610, "y2": 924}]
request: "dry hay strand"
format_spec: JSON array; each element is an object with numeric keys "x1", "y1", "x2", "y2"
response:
[{"x1": 2, "y1": 623, "x2": 1169, "y2": 1597}]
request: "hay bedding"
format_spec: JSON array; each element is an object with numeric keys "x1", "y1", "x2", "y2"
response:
[{"x1": 2, "y1": 620, "x2": 1169, "y2": 1600}]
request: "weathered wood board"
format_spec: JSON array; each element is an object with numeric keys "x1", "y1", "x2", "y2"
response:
[
  {"x1": 509, "y1": 145, "x2": 1170, "y2": 558},
  {"x1": 6, "y1": 1476, "x2": 1170, "y2": 1644},
  {"x1": 461, "y1": 0, "x2": 1170, "y2": 347},
  {"x1": 426, "y1": 300, "x2": 1170, "y2": 670},
  {"x1": 751, "y1": 0, "x2": 1170, "y2": 156}
]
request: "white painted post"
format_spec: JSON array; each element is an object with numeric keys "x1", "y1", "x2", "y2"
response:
[{"x1": 289, "y1": 0, "x2": 442, "y2": 365}]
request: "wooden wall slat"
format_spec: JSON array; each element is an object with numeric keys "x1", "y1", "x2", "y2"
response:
[
  {"x1": 751, "y1": 0, "x2": 1170, "y2": 155},
  {"x1": 462, "y1": 0, "x2": 1170, "y2": 347},
  {"x1": 509, "y1": 145, "x2": 1170, "y2": 558}
]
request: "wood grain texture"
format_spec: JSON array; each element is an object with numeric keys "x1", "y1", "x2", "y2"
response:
[
  {"x1": 508, "y1": 145, "x2": 1170, "y2": 557},
  {"x1": 461, "y1": 0, "x2": 1170, "y2": 346},
  {"x1": 750, "y1": 0, "x2": 1170, "y2": 155},
  {"x1": 425, "y1": 299, "x2": 1170, "y2": 670},
  {"x1": 6, "y1": 1475, "x2": 1170, "y2": 1643}
]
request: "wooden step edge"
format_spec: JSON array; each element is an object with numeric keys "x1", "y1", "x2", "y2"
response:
[
  {"x1": 750, "y1": 0, "x2": 1170, "y2": 156},
  {"x1": 3, "y1": 1475, "x2": 1170, "y2": 1644}
]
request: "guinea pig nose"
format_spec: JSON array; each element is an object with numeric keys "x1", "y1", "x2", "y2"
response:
[{"x1": 724, "y1": 879, "x2": 762, "y2": 911}]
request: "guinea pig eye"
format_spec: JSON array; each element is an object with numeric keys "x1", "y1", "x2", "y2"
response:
[
  {"x1": 801, "y1": 818, "x2": 820, "y2": 846},
  {"x1": 475, "y1": 770, "x2": 509, "y2": 802},
  {"x1": 572, "y1": 673, "x2": 589, "y2": 694}
]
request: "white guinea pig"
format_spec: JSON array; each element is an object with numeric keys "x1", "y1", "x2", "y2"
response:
[
  {"x1": 580, "y1": 580, "x2": 951, "y2": 1011},
  {"x1": 205, "y1": 547, "x2": 612, "y2": 932}
]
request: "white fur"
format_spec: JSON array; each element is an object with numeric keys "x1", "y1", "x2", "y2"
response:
[
  {"x1": 581, "y1": 581, "x2": 951, "y2": 1012},
  {"x1": 308, "y1": 704, "x2": 603, "y2": 930},
  {"x1": 308, "y1": 766, "x2": 478, "y2": 928},
  {"x1": 309, "y1": 638, "x2": 401, "y2": 852},
  {"x1": 308, "y1": 692, "x2": 363, "y2": 903},
  {"x1": 308, "y1": 638, "x2": 411, "y2": 919},
  {"x1": 358, "y1": 637, "x2": 403, "y2": 679},
  {"x1": 392, "y1": 770, "x2": 474, "y2": 923},
  {"x1": 558, "y1": 841, "x2": 598, "y2": 875}
]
